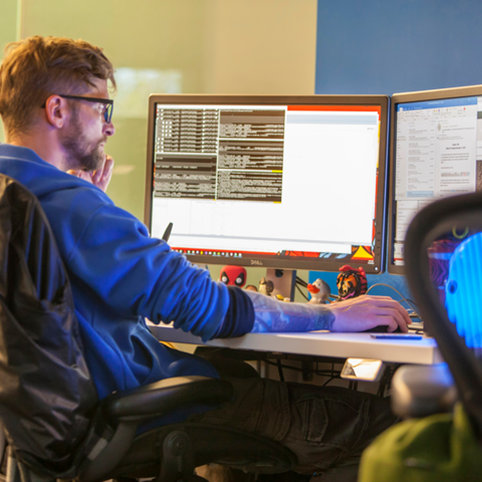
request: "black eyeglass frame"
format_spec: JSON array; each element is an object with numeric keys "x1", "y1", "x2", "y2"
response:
[{"x1": 41, "y1": 94, "x2": 114, "y2": 123}]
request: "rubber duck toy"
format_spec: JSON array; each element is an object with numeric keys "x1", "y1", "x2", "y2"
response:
[{"x1": 307, "y1": 278, "x2": 331, "y2": 304}]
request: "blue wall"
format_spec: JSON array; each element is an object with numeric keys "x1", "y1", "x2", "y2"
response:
[
  {"x1": 316, "y1": 0, "x2": 482, "y2": 95},
  {"x1": 310, "y1": 0, "x2": 482, "y2": 306}
]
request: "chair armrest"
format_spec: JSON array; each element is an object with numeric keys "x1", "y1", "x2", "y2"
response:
[
  {"x1": 391, "y1": 364, "x2": 458, "y2": 419},
  {"x1": 81, "y1": 377, "x2": 233, "y2": 482},
  {"x1": 102, "y1": 376, "x2": 233, "y2": 423}
]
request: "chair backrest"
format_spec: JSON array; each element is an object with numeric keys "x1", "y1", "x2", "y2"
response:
[
  {"x1": 404, "y1": 190, "x2": 482, "y2": 442},
  {"x1": 0, "y1": 175, "x2": 97, "y2": 477},
  {"x1": 0, "y1": 174, "x2": 297, "y2": 482}
]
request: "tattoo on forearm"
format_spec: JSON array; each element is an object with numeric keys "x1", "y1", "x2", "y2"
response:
[{"x1": 314, "y1": 309, "x2": 336, "y2": 331}]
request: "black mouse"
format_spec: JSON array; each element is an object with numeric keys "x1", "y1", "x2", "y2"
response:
[{"x1": 362, "y1": 325, "x2": 402, "y2": 333}]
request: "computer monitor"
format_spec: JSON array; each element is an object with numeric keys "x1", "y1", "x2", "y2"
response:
[
  {"x1": 144, "y1": 94, "x2": 389, "y2": 276},
  {"x1": 388, "y1": 84, "x2": 482, "y2": 275}
]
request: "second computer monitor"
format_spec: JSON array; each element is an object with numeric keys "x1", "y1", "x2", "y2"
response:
[
  {"x1": 388, "y1": 84, "x2": 482, "y2": 275},
  {"x1": 145, "y1": 94, "x2": 389, "y2": 274}
]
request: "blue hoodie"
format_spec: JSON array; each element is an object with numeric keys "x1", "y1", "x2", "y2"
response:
[{"x1": 0, "y1": 144, "x2": 254, "y2": 401}]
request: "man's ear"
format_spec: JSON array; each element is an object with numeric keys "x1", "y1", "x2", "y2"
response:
[{"x1": 44, "y1": 95, "x2": 69, "y2": 129}]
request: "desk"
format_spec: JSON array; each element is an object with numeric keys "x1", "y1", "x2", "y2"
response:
[{"x1": 148, "y1": 323, "x2": 443, "y2": 365}]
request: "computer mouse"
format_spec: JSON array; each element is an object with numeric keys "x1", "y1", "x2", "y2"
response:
[{"x1": 362, "y1": 324, "x2": 402, "y2": 333}]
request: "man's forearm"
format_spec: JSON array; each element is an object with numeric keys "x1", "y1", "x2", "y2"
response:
[{"x1": 246, "y1": 290, "x2": 336, "y2": 333}]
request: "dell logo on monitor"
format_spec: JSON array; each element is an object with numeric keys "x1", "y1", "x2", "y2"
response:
[{"x1": 251, "y1": 260, "x2": 263, "y2": 266}]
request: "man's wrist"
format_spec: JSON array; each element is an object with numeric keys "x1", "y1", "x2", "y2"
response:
[{"x1": 314, "y1": 306, "x2": 336, "y2": 331}]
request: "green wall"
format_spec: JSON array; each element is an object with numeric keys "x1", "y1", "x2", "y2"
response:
[
  {"x1": 19, "y1": 0, "x2": 208, "y2": 220},
  {"x1": 0, "y1": 0, "x2": 19, "y2": 143},
  {"x1": 2, "y1": 1, "x2": 315, "y2": 296}
]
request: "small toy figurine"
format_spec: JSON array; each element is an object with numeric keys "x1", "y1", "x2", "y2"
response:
[
  {"x1": 258, "y1": 277, "x2": 274, "y2": 296},
  {"x1": 219, "y1": 266, "x2": 247, "y2": 288},
  {"x1": 336, "y1": 265, "x2": 367, "y2": 300},
  {"x1": 307, "y1": 278, "x2": 331, "y2": 304}
]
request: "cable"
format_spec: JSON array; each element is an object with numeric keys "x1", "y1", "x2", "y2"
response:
[
  {"x1": 276, "y1": 359, "x2": 285, "y2": 382},
  {"x1": 295, "y1": 283, "x2": 309, "y2": 301},
  {"x1": 322, "y1": 375, "x2": 340, "y2": 387},
  {"x1": 366, "y1": 283, "x2": 421, "y2": 318},
  {"x1": 264, "y1": 359, "x2": 344, "y2": 382},
  {"x1": 296, "y1": 276, "x2": 308, "y2": 288},
  {"x1": 295, "y1": 277, "x2": 310, "y2": 300},
  {"x1": 264, "y1": 360, "x2": 304, "y2": 373},
  {"x1": 376, "y1": 364, "x2": 400, "y2": 397}
]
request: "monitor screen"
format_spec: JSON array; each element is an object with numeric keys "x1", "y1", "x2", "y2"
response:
[
  {"x1": 388, "y1": 84, "x2": 482, "y2": 275},
  {"x1": 144, "y1": 94, "x2": 389, "y2": 274}
]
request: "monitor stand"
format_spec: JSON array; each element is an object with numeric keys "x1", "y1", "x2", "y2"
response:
[{"x1": 266, "y1": 269, "x2": 297, "y2": 301}]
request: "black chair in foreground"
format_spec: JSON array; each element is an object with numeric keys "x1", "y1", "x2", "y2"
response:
[
  {"x1": 359, "y1": 190, "x2": 482, "y2": 481},
  {"x1": 404, "y1": 190, "x2": 482, "y2": 433},
  {"x1": 0, "y1": 174, "x2": 296, "y2": 482}
]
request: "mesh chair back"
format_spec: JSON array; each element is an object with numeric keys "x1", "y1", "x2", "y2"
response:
[{"x1": 404, "y1": 190, "x2": 482, "y2": 442}]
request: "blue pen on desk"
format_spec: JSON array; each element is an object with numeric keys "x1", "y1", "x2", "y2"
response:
[{"x1": 370, "y1": 334, "x2": 423, "y2": 340}]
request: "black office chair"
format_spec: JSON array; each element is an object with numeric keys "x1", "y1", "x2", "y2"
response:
[
  {"x1": 403, "y1": 190, "x2": 482, "y2": 430},
  {"x1": 359, "y1": 190, "x2": 482, "y2": 481},
  {"x1": 0, "y1": 174, "x2": 296, "y2": 482}
]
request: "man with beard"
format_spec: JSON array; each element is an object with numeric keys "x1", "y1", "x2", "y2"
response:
[{"x1": 0, "y1": 36, "x2": 411, "y2": 481}]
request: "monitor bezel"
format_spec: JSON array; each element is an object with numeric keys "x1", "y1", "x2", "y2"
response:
[
  {"x1": 145, "y1": 94, "x2": 389, "y2": 274},
  {"x1": 388, "y1": 84, "x2": 482, "y2": 275}
]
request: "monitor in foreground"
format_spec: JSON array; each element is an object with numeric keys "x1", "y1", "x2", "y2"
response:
[
  {"x1": 145, "y1": 95, "x2": 389, "y2": 275},
  {"x1": 388, "y1": 84, "x2": 482, "y2": 275}
]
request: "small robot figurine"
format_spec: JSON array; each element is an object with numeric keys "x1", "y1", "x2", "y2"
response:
[
  {"x1": 258, "y1": 277, "x2": 274, "y2": 296},
  {"x1": 336, "y1": 265, "x2": 367, "y2": 300}
]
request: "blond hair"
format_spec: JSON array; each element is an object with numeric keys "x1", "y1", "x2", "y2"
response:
[{"x1": 0, "y1": 36, "x2": 116, "y2": 136}]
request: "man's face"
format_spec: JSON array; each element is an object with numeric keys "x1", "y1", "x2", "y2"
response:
[{"x1": 59, "y1": 79, "x2": 114, "y2": 172}]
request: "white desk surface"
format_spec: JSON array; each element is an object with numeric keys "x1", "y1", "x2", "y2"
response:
[{"x1": 148, "y1": 323, "x2": 443, "y2": 365}]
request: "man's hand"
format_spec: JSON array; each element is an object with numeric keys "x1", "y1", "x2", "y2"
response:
[
  {"x1": 67, "y1": 155, "x2": 114, "y2": 193},
  {"x1": 329, "y1": 295, "x2": 412, "y2": 333}
]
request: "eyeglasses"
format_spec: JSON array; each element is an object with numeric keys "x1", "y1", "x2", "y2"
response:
[{"x1": 41, "y1": 94, "x2": 114, "y2": 123}]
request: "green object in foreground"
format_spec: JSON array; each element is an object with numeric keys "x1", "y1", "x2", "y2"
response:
[{"x1": 359, "y1": 403, "x2": 482, "y2": 482}]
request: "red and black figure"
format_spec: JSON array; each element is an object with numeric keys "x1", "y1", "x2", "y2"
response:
[
  {"x1": 336, "y1": 265, "x2": 368, "y2": 300},
  {"x1": 219, "y1": 265, "x2": 247, "y2": 288}
]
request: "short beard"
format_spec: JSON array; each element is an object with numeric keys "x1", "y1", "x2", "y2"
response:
[{"x1": 61, "y1": 104, "x2": 106, "y2": 172}]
